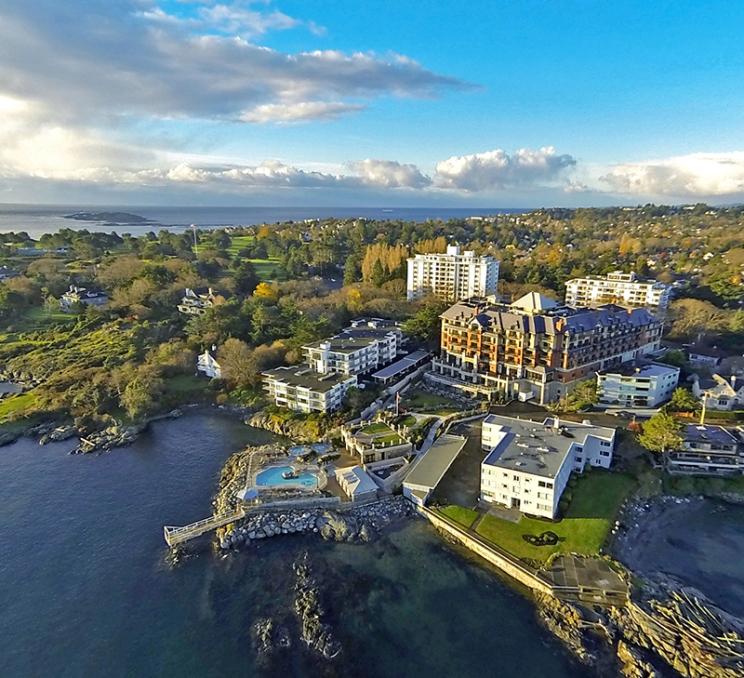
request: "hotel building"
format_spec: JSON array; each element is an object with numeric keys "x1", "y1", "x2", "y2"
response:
[{"x1": 430, "y1": 292, "x2": 663, "y2": 405}]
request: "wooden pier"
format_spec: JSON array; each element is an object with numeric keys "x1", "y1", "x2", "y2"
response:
[{"x1": 163, "y1": 507, "x2": 245, "y2": 547}]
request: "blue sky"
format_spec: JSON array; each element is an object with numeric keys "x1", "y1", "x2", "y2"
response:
[{"x1": 1, "y1": 0, "x2": 743, "y2": 206}]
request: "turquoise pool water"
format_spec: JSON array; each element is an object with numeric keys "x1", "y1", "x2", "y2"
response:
[{"x1": 255, "y1": 465, "x2": 319, "y2": 489}]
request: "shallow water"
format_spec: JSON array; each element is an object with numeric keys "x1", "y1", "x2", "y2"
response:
[
  {"x1": 0, "y1": 412, "x2": 585, "y2": 677},
  {"x1": 620, "y1": 499, "x2": 744, "y2": 616}
]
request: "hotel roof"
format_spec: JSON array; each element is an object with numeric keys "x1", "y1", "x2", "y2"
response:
[{"x1": 482, "y1": 415, "x2": 616, "y2": 478}]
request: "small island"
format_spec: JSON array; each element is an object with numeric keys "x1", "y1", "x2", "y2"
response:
[{"x1": 64, "y1": 211, "x2": 152, "y2": 224}]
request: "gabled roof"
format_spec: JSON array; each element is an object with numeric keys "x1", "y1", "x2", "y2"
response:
[{"x1": 510, "y1": 291, "x2": 559, "y2": 313}]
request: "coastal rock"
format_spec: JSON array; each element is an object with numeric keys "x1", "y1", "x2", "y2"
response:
[
  {"x1": 293, "y1": 554, "x2": 341, "y2": 660},
  {"x1": 617, "y1": 640, "x2": 661, "y2": 678},
  {"x1": 252, "y1": 618, "x2": 291, "y2": 656}
]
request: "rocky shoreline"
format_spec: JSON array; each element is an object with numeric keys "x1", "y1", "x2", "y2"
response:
[
  {"x1": 218, "y1": 495, "x2": 414, "y2": 550},
  {"x1": 537, "y1": 576, "x2": 744, "y2": 678}
]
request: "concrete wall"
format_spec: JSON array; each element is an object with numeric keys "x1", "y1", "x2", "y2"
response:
[{"x1": 417, "y1": 505, "x2": 554, "y2": 595}]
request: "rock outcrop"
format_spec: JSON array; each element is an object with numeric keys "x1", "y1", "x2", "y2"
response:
[{"x1": 293, "y1": 553, "x2": 341, "y2": 660}]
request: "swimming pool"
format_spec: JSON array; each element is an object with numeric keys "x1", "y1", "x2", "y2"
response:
[{"x1": 255, "y1": 465, "x2": 319, "y2": 489}]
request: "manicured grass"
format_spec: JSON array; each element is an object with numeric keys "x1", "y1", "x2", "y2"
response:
[
  {"x1": 360, "y1": 422, "x2": 393, "y2": 435},
  {"x1": 247, "y1": 258, "x2": 284, "y2": 281},
  {"x1": 226, "y1": 234, "x2": 255, "y2": 255},
  {"x1": 438, "y1": 505, "x2": 479, "y2": 529},
  {"x1": 398, "y1": 415, "x2": 417, "y2": 427},
  {"x1": 475, "y1": 471, "x2": 636, "y2": 564},
  {"x1": 0, "y1": 391, "x2": 38, "y2": 423},
  {"x1": 402, "y1": 389, "x2": 459, "y2": 414}
]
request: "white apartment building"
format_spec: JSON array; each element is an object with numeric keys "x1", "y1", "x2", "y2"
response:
[
  {"x1": 480, "y1": 415, "x2": 616, "y2": 519},
  {"x1": 597, "y1": 362, "x2": 680, "y2": 408},
  {"x1": 303, "y1": 318, "x2": 401, "y2": 376},
  {"x1": 406, "y1": 245, "x2": 499, "y2": 302},
  {"x1": 565, "y1": 271, "x2": 671, "y2": 311},
  {"x1": 262, "y1": 366, "x2": 357, "y2": 413}
]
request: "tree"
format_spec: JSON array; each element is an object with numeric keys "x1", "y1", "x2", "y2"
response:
[
  {"x1": 234, "y1": 261, "x2": 259, "y2": 296},
  {"x1": 401, "y1": 301, "x2": 447, "y2": 345},
  {"x1": 667, "y1": 387, "x2": 699, "y2": 413},
  {"x1": 637, "y1": 411, "x2": 684, "y2": 454},
  {"x1": 120, "y1": 368, "x2": 164, "y2": 420},
  {"x1": 217, "y1": 338, "x2": 253, "y2": 387},
  {"x1": 549, "y1": 378, "x2": 597, "y2": 413}
]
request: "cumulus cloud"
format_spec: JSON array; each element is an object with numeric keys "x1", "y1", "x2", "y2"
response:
[
  {"x1": 600, "y1": 152, "x2": 744, "y2": 197},
  {"x1": 350, "y1": 159, "x2": 432, "y2": 189},
  {"x1": 0, "y1": 1, "x2": 469, "y2": 127},
  {"x1": 240, "y1": 101, "x2": 364, "y2": 123},
  {"x1": 433, "y1": 147, "x2": 576, "y2": 191}
]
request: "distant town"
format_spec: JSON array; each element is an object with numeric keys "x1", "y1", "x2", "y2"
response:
[{"x1": 2, "y1": 205, "x2": 744, "y2": 675}]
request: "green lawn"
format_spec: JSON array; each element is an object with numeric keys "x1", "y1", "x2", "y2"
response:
[
  {"x1": 360, "y1": 422, "x2": 392, "y2": 435},
  {"x1": 438, "y1": 505, "x2": 479, "y2": 529},
  {"x1": 475, "y1": 471, "x2": 636, "y2": 564},
  {"x1": 0, "y1": 391, "x2": 38, "y2": 423},
  {"x1": 226, "y1": 234, "x2": 255, "y2": 255},
  {"x1": 402, "y1": 389, "x2": 459, "y2": 414},
  {"x1": 247, "y1": 258, "x2": 284, "y2": 281}
]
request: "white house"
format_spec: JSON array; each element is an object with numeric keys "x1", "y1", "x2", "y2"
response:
[
  {"x1": 480, "y1": 415, "x2": 616, "y2": 519},
  {"x1": 59, "y1": 285, "x2": 109, "y2": 310},
  {"x1": 196, "y1": 349, "x2": 221, "y2": 379},
  {"x1": 692, "y1": 374, "x2": 744, "y2": 411},
  {"x1": 406, "y1": 245, "x2": 499, "y2": 302},
  {"x1": 564, "y1": 271, "x2": 671, "y2": 311},
  {"x1": 334, "y1": 465, "x2": 378, "y2": 502},
  {"x1": 597, "y1": 362, "x2": 680, "y2": 408},
  {"x1": 177, "y1": 287, "x2": 222, "y2": 316}
]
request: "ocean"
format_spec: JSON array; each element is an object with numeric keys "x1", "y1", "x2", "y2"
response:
[
  {"x1": 0, "y1": 204, "x2": 525, "y2": 238},
  {"x1": 0, "y1": 412, "x2": 585, "y2": 677}
]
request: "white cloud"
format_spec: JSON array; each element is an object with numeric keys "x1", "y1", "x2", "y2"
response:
[
  {"x1": 600, "y1": 152, "x2": 744, "y2": 197},
  {"x1": 0, "y1": 1, "x2": 469, "y2": 127},
  {"x1": 240, "y1": 101, "x2": 364, "y2": 123},
  {"x1": 433, "y1": 146, "x2": 576, "y2": 191},
  {"x1": 350, "y1": 159, "x2": 432, "y2": 189}
]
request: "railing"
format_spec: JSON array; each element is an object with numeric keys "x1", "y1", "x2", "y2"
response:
[{"x1": 163, "y1": 507, "x2": 245, "y2": 547}]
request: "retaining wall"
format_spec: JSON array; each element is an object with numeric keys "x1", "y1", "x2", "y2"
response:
[{"x1": 417, "y1": 505, "x2": 554, "y2": 595}]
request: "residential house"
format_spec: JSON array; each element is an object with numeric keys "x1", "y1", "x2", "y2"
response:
[
  {"x1": 177, "y1": 287, "x2": 222, "y2": 316},
  {"x1": 691, "y1": 374, "x2": 744, "y2": 410},
  {"x1": 666, "y1": 424, "x2": 744, "y2": 475},
  {"x1": 480, "y1": 414, "x2": 616, "y2": 519},
  {"x1": 196, "y1": 349, "x2": 221, "y2": 379},
  {"x1": 59, "y1": 285, "x2": 109, "y2": 310},
  {"x1": 687, "y1": 345, "x2": 725, "y2": 369}
]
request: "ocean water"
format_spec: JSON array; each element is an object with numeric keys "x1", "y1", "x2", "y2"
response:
[
  {"x1": 0, "y1": 412, "x2": 585, "y2": 677},
  {"x1": 0, "y1": 204, "x2": 524, "y2": 238}
]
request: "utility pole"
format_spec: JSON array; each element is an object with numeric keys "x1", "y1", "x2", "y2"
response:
[
  {"x1": 191, "y1": 224, "x2": 198, "y2": 257},
  {"x1": 700, "y1": 393, "x2": 707, "y2": 425}
]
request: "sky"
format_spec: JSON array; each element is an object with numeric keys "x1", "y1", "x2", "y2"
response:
[{"x1": 1, "y1": 0, "x2": 744, "y2": 207}]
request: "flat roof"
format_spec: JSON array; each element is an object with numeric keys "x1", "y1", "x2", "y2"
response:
[
  {"x1": 684, "y1": 424, "x2": 741, "y2": 446},
  {"x1": 404, "y1": 434, "x2": 466, "y2": 490},
  {"x1": 482, "y1": 415, "x2": 615, "y2": 478},
  {"x1": 372, "y1": 349, "x2": 430, "y2": 380},
  {"x1": 598, "y1": 361, "x2": 679, "y2": 378},
  {"x1": 263, "y1": 366, "x2": 355, "y2": 392}
]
